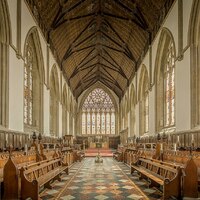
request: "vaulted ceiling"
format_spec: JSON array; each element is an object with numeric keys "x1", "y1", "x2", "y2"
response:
[{"x1": 26, "y1": 0, "x2": 174, "y2": 100}]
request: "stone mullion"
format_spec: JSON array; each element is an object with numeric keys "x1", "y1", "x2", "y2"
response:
[
  {"x1": 90, "y1": 111, "x2": 92, "y2": 134},
  {"x1": 100, "y1": 111, "x2": 102, "y2": 135},
  {"x1": 84, "y1": 111, "x2": 87, "y2": 134},
  {"x1": 105, "y1": 112, "x2": 107, "y2": 134},
  {"x1": 95, "y1": 111, "x2": 97, "y2": 134}
]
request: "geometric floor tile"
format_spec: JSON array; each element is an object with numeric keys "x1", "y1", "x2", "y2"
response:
[
  {"x1": 127, "y1": 194, "x2": 145, "y2": 199},
  {"x1": 60, "y1": 195, "x2": 76, "y2": 200},
  {"x1": 94, "y1": 194, "x2": 109, "y2": 200},
  {"x1": 40, "y1": 157, "x2": 163, "y2": 200}
]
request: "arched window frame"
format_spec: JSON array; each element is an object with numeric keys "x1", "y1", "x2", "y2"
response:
[
  {"x1": 23, "y1": 29, "x2": 44, "y2": 133},
  {"x1": 164, "y1": 41, "x2": 175, "y2": 127},
  {"x1": 155, "y1": 29, "x2": 176, "y2": 132},
  {"x1": 81, "y1": 88, "x2": 116, "y2": 135}
]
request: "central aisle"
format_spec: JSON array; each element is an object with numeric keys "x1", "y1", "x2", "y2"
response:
[{"x1": 41, "y1": 158, "x2": 162, "y2": 200}]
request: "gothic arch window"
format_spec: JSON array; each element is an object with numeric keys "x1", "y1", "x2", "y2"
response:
[
  {"x1": 0, "y1": 0, "x2": 10, "y2": 127},
  {"x1": 139, "y1": 65, "x2": 149, "y2": 136},
  {"x1": 164, "y1": 42, "x2": 175, "y2": 126},
  {"x1": 50, "y1": 66, "x2": 59, "y2": 136},
  {"x1": 81, "y1": 88, "x2": 115, "y2": 135},
  {"x1": 155, "y1": 29, "x2": 176, "y2": 131},
  {"x1": 24, "y1": 29, "x2": 44, "y2": 132}
]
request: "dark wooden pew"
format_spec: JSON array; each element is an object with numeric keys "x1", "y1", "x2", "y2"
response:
[
  {"x1": 20, "y1": 157, "x2": 68, "y2": 200},
  {"x1": 131, "y1": 157, "x2": 182, "y2": 199}
]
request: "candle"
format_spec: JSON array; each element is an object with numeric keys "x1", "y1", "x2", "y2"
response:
[{"x1": 177, "y1": 136, "x2": 179, "y2": 142}]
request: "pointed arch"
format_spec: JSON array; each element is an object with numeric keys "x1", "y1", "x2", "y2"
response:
[
  {"x1": 80, "y1": 86, "x2": 116, "y2": 135},
  {"x1": 154, "y1": 28, "x2": 176, "y2": 131},
  {"x1": 138, "y1": 65, "x2": 149, "y2": 135},
  {"x1": 79, "y1": 82, "x2": 118, "y2": 112},
  {"x1": 0, "y1": 0, "x2": 11, "y2": 127},
  {"x1": 49, "y1": 65, "x2": 59, "y2": 136},
  {"x1": 23, "y1": 27, "x2": 45, "y2": 133},
  {"x1": 23, "y1": 27, "x2": 45, "y2": 84},
  {"x1": 189, "y1": 0, "x2": 200, "y2": 128}
]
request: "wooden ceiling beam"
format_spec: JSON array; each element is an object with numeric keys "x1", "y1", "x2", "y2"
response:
[
  {"x1": 83, "y1": 74, "x2": 97, "y2": 84},
  {"x1": 68, "y1": 48, "x2": 96, "y2": 80},
  {"x1": 114, "y1": 0, "x2": 149, "y2": 30},
  {"x1": 100, "y1": 70, "x2": 115, "y2": 84},
  {"x1": 102, "y1": 49, "x2": 128, "y2": 80},
  {"x1": 101, "y1": 55, "x2": 119, "y2": 70},
  {"x1": 101, "y1": 68, "x2": 123, "y2": 91},
  {"x1": 81, "y1": 78, "x2": 97, "y2": 91},
  {"x1": 75, "y1": 73, "x2": 97, "y2": 91},
  {"x1": 74, "y1": 70, "x2": 96, "y2": 91},
  {"x1": 103, "y1": 19, "x2": 137, "y2": 63},
  {"x1": 53, "y1": 0, "x2": 88, "y2": 28},
  {"x1": 100, "y1": 31, "x2": 124, "y2": 51},
  {"x1": 99, "y1": 63, "x2": 120, "y2": 73},
  {"x1": 97, "y1": 79, "x2": 121, "y2": 98},
  {"x1": 69, "y1": 55, "x2": 97, "y2": 80},
  {"x1": 62, "y1": 19, "x2": 95, "y2": 62},
  {"x1": 74, "y1": 32, "x2": 96, "y2": 48},
  {"x1": 102, "y1": 12, "x2": 146, "y2": 31},
  {"x1": 53, "y1": 13, "x2": 96, "y2": 30},
  {"x1": 70, "y1": 44, "x2": 96, "y2": 56},
  {"x1": 101, "y1": 44, "x2": 136, "y2": 64},
  {"x1": 78, "y1": 54, "x2": 97, "y2": 70},
  {"x1": 79, "y1": 63, "x2": 98, "y2": 72}
]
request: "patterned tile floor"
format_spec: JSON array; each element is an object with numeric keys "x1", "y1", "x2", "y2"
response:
[{"x1": 40, "y1": 158, "x2": 164, "y2": 200}]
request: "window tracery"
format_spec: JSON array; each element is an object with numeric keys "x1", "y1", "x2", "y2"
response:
[
  {"x1": 24, "y1": 44, "x2": 33, "y2": 125},
  {"x1": 81, "y1": 88, "x2": 115, "y2": 135},
  {"x1": 164, "y1": 42, "x2": 175, "y2": 127}
]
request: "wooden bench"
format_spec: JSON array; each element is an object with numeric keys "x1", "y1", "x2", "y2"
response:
[
  {"x1": 163, "y1": 151, "x2": 198, "y2": 198},
  {"x1": 131, "y1": 157, "x2": 181, "y2": 199},
  {"x1": 20, "y1": 157, "x2": 68, "y2": 200},
  {"x1": 113, "y1": 151, "x2": 123, "y2": 161},
  {"x1": 2, "y1": 148, "x2": 62, "y2": 199},
  {"x1": 73, "y1": 150, "x2": 84, "y2": 162}
]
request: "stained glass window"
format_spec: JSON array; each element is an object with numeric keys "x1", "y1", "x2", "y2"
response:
[
  {"x1": 164, "y1": 42, "x2": 175, "y2": 127},
  {"x1": 24, "y1": 45, "x2": 33, "y2": 125},
  {"x1": 92, "y1": 113, "x2": 95, "y2": 134},
  {"x1": 81, "y1": 88, "x2": 115, "y2": 135},
  {"x1": 111, "y1": 112, "x2": 115, "y2": 134}
]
